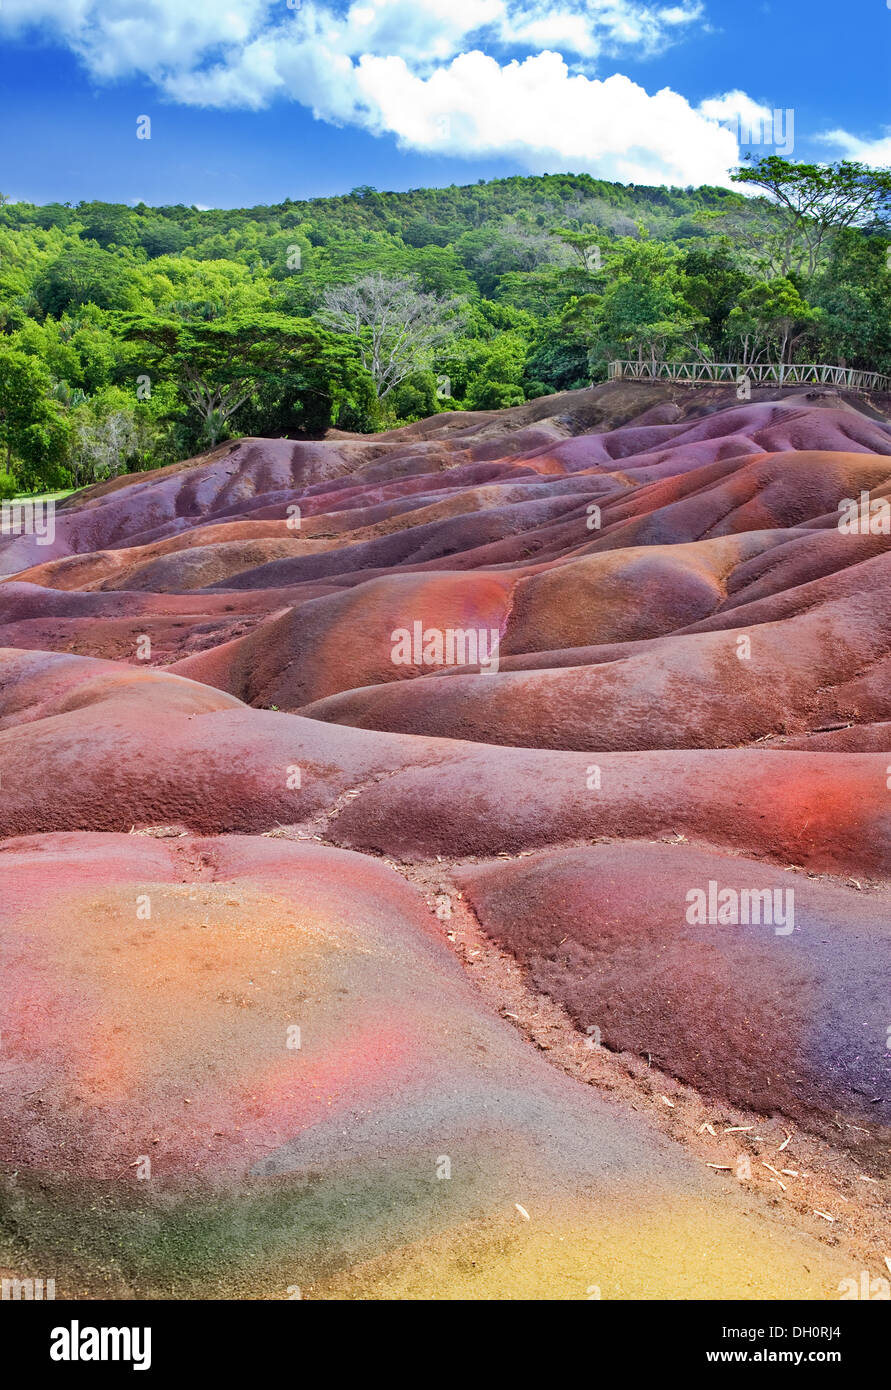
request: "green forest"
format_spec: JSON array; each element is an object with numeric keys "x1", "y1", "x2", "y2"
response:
[{"x1": 1, "y1": 157, "x2": 889, "y2": 495}]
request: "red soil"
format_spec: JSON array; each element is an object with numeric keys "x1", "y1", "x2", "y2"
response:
[{"x1": 0, "y1": 381, "x2": 889, "y2": 1297}]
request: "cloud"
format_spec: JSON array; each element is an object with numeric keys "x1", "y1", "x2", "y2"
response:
[
  {"x1": 496, "y1": 1, "x2": 704, "y2": 59},
  {"x1": 698, "y1": 89, "x2": 773, "y2": 132},
  {"x1": 351, "y1": 53, "x2": 742, "y2": 185},
  {"x1": 0, "y1": 0, "x2": 764, "y2": 185},
  {"x1": 0, "y1": 0, "x2": 272, "y2": 79},
  {"x1": 0, "y1": 0, "x2": 704, "y2": 72},
  {"x1": 817, "y1": 127, "x2": 891, "y2": 167},
  {"x1": 336, "y1": 0, "x2": 506, "y2": 62}
]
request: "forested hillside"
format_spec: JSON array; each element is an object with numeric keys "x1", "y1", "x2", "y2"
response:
[{"x1": 1, "y1": 162, "x2": 889, "y2": 493}]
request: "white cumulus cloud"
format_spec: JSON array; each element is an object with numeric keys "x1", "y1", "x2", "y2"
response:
[
  {"x1": 817, "y1": 127, "x2": 891, "y2": 166},
  {"x1": 351, "y1": 53, "x2": 741, "y2": 185},
  {"x1": 0, "y1": 0, "x2": 816, "y2": 186},
  {"x1": 698, "y1": 89, "x2": 773, "y2": 132}
]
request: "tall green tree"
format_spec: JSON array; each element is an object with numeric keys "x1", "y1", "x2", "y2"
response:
[
  {"x1": 811, "y1": 229, "x2": 891, "y2": 372},
  {"x1": 33, "y1": 247, "x2": 137, "y2": 316},
  {"x1": 123, "y1": 312, "x2": 375, "y2": 444},
  {"x1": 726, "y1": 278, "x2": 821, "y2": 365},
  {"x1": 0, "y1": 346, "x2": 71, "y2": 486},
  {"x1": 579, "y1": 240, "x2": 701, "y2": 369},
  {"x1": 731, "y1": 157, "x2": 891, "y2": 276}
]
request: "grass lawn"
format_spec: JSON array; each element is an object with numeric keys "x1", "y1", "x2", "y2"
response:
[{"x1": 8, "y1": 488, "x2": 77, "y2": 504}]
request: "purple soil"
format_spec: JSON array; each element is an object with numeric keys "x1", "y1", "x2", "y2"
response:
[
  {"x1": 1, "y1": 381, "x2": 890, "y2": 1296},
  {"x1": 457, "y1": 842, "x2": 891, "y2": 1149}
]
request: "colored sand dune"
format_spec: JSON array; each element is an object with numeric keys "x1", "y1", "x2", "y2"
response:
[{"x1": 0, "y1": 381, "x2": 889, "y2": 1298}]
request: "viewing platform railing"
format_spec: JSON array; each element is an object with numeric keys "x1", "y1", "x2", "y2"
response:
[{"x1": 606, "y1": 360, "x2": 891, "y2": 392}]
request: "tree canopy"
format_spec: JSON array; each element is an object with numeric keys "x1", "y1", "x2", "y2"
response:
[{"x1": 0, "y1": 163, "x2": 887, "y2": 492}]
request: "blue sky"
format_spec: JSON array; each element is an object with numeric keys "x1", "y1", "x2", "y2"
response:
[{"x1": 0, "y1": 0, "x2": 888, "y2": 208}]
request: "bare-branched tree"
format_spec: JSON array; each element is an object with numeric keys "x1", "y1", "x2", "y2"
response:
[{"x1": 319, "y1": 273, "x2": 462, "y2": 400}]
